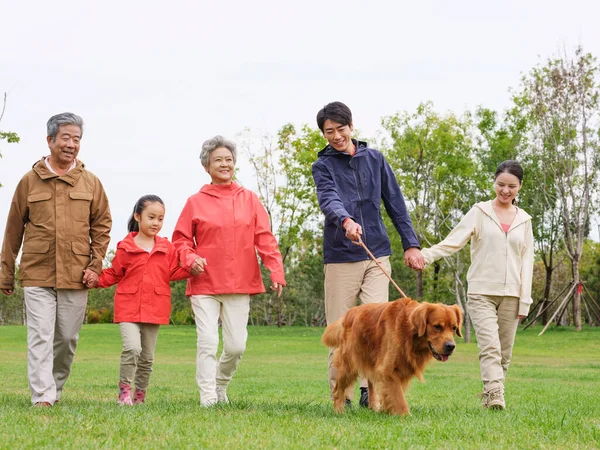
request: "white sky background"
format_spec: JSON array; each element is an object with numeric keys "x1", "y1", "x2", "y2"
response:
[{"x1": 1, "y1": 0, "x2": 599, "y2": 251}]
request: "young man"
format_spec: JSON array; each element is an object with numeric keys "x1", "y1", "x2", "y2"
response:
[
  {"x1": 312, "y1": 101, "x2": 425, "y2": 407},
  {"x1": 0, "y1": 113, "x2": 112, "y2": 406}
]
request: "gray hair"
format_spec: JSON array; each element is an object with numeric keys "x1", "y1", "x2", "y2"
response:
[
  {"x1": 200, "y1": 135, "x2": 237, "y2": 168},
  {"x1": 47, "y1": 112, "x2": 84, "y2": 141}
]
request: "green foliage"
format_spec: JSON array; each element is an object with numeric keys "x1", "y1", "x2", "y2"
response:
[
  {"x1": 0, "y1": 92, "x2": 20, "y2": 187},
  {"x1": 1, "y1": 325, "x2": 600, "y2": 448}
]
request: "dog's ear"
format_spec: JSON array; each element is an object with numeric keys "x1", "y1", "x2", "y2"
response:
[
  {"x1": 410, "y1": 303, "x2": 429, "y2": 337},
  {"x1": 453, "y1": 304, "x2": 463, "y2": 338}
]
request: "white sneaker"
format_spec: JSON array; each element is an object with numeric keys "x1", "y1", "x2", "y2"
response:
[
  {"x1": 216, "y1": 386, "x2": 229, "y2": 404},
  {"x1": 200, "y1": 397, "x2": 217, "y2": 407}
]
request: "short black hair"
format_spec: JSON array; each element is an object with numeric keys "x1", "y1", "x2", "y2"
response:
[{"x1": 316, "y1": 101, "x2": 353, "y2": 132}]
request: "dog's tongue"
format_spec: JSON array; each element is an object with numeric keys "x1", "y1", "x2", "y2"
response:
[{"x1": 441, "y1": 354, "x2": 449, "y2": 362}]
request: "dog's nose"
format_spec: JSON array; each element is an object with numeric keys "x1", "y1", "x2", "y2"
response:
[{"x1": 444, "y1": 342, "x2": 455, "y2": 353}]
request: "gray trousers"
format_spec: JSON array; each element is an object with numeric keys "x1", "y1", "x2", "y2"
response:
[
  {"x1": 24, "y1": 287, "x2": 88, "y2": 405},
  {"x1": 119, "y1": 322, "x2": 160, "y2": 390}
]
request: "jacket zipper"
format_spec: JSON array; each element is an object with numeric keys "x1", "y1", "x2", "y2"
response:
[{"x1": 350, "y1": 159, "x2": 367, "y2": 246}]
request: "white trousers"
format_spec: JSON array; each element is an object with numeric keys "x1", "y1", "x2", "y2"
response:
[
  {"x1": 190, "y1": 294, "x2": 250, "y2": 405},
  {"x1": 24, "y1": 287, "x2": 88, "y2": 405}
]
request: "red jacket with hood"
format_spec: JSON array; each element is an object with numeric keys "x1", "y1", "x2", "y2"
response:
[
  {"x1": 172, "y1": 183, "x2": 286, "y2": 296},
  {"x1": 98, "y1": 233, "x2": 189, "y2": 324}
]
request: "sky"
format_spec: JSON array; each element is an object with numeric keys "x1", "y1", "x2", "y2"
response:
[{"x1": 1, "y1": 0, "x2": 599, "y2": 251}]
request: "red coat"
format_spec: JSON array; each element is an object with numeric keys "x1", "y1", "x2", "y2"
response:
[
  {"x1": 98, "y1": 233, "x2": 189, "y2": 324},
  {"x1": 172, "y1": 182, "x2": 286, "y2": 296}
]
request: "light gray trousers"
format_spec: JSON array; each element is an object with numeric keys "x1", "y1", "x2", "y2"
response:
[{"x1": 24, "y1": 287, "x2": 88, "y2": 405}]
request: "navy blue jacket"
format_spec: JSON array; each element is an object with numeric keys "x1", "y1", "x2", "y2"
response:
[{"x1": 312, "y1": 140, "x2": 420, "y2": 263}]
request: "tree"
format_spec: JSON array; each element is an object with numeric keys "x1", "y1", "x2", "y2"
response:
[
  {"x1": 240, "y1": 125, "x2": 325, "y2": 326},
  {"x1": 381, "y1": 103, "x2": 485, "y2": 341},
  {"x1": 0, "y1": 92, "x2": 20, "y2": 187},
  {"x1": 517, "y1": 47, "x2": 600, "y2": 330}
]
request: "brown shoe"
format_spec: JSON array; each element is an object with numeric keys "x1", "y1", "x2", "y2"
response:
[{"x1": 34, "y1": 402, "x2": 52, "y2": 407}]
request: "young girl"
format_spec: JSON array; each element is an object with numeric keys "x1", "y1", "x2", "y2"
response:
[
  {"x1": 94, "y1": 195, "x2": 190, "y2": 405},
  {"x1": 419, "y1": 160, "x2": 534, "y2": 410}
]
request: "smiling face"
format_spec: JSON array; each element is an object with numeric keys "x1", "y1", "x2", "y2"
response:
[
  {"x1": 206, "y1": 146, "x2": 235, "y2": 185},
  {"x1": 47, "y1": 124, "x2": 82, "y2": 168},
  {"x1": 322, "y1": 119, "x2": 354, "y2": 153},
  {"x1": 494, "y1": 172, "x2": 522, "y2": 206},
  {"x1": 134, "y1": 201, "x2": 165, "y2": 239}
]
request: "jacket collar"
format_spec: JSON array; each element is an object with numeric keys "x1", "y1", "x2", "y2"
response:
[
  {"x1": 117, "y1": 232, "x2": 169, "y2": 254},
  {"x1": 476, "y1": 200, "x2": 531, "y2": 229},
  {"x1": 317, "y1": 139, "x2": 368, "y2": 158},
  {"x1": 200, "y1": 182, "x2": 245, "y2": 198},
  {"x1": 32, "y1": 157, "x2": 86, "y2": 187}
]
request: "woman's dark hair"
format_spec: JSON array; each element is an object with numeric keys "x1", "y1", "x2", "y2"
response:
[
  {"x1": 127, "y1": 195, "x2": 164, "y2": 232},
  {"x1": 316, "y1": 101, "x2": 353, "y2": 132},
  {"x1": 494, "y1": 160, "x2": 523, "y2": 205},
  {"x1": 494, "y1": 160, "x2": 523, "y2": 184}
]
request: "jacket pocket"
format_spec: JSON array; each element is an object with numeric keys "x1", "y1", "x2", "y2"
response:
[
  {"x1": 71, "y1": 241, "x2": 91, "y2": 282},
  {"x1": 116, "y1": 284, "x2": 140, "y2": 294},
  {"x1": 19, "y1": 240, "x2": 51, "y2": 281},
  {"x1": 154, "y1": 286, "x2": 171, "y2": 296},
  {"x1": 27, "y1": 192, "x2": 53, "y2": 225},
  {"x1": 68, "y1": 191, "x2": 93, "y2": 222}
]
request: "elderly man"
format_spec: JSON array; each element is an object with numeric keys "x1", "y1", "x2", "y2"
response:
[{"x1": 0, "y1": 113, "x2": 111, "y2": 406}]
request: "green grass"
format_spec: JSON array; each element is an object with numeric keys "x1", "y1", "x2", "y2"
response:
[{"x1": 1, "y1": 325, "x2": 599, "y2": 449}]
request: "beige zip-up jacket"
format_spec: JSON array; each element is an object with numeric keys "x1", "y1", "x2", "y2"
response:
[
  {"x1": 0, "y1": 158, "x2": 112, "y2": 290},
  {"x1": 421, "y1": 200, "x2": 534, "y2": 316}
]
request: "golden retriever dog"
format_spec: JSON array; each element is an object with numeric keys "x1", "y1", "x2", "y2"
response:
[{"x1": 322, "y1": 298, "x2": 462, "y2": 415}]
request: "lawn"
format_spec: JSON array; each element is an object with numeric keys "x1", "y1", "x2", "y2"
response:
[{"x1": 0, "y1": 324, "x2": 599, "y2": 449}]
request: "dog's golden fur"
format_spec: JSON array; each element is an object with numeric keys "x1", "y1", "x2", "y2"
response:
[{"x1": 322, "y1": 298, "x2": 462, "y2": 415}]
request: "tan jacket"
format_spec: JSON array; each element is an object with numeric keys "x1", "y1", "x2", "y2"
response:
[
  {"x1": 0, "y1": 158, "x2": 112, "y2": 289},
  {"x1": 421, "y1": 200, "x2": 534, "y2": 316}
]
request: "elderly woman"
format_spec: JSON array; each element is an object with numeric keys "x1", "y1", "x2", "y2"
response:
[{"x1": 172, "y1": 135, "x2": 286, "y2": 406}]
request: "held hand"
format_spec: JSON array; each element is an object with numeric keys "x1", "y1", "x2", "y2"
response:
[
  {"x1": 344, "y1": 219, "x2": 363, "y2": 244},
  {"x1": 270, "y1": 282, "x2": 284, "y2": 298},
  {"x1": 517, "y1": 314, "x2": 527, "y2": 322},
  {"x1": 1, "y1": 289, "x2": 14, "y2": 296},
  {"x1": 82, "y1": 269, "x2": 99, "y2": 289},
  {"x1": 190, "y1": 257, "x2": 207, "y2": 276},
  {"x1": 404, "y1": 248, "x2": 425, "y2": 271}
]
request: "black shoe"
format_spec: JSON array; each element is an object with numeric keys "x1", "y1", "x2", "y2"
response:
[
  {"x1": 359, "y1": 387, "x2": 369, "y2": 408},
  {"x1": 344, "y1": 398, "x2": 352, "y2": 408}
]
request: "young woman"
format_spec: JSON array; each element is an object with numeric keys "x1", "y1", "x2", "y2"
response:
[{"x1": 420, "y1": 160, "x2": 534, "y2": 410}]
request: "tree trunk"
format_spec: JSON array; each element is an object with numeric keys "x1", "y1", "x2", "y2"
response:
[
  {"x1": 277, "y1": 292, "x2": 282, "y2": 328},
  {"x1": 541, "y1": 266, "x2": 554, "y2": 325},
  {"x1": 573, "y1": 261, "x2": 582, "y2": 331},
  {"x1": 432, "y1": 262, "x2": 440, "y2": 303},
  {"x1": 416, "y1": 271, "x2": 423, "y2": 299}
]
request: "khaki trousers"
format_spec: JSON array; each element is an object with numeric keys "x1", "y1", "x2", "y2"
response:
[
  {"x1": 23, "y1": 287, "x2": 88, "y2": 405},
  {"x1": 119, "y1": 322, "x2": 160, "y2": 390},
  {"x1": 190, "y1": 294, "x2": 250, "y2": 405},
  {"x1": 467, "y1": 294, "x2": 520, "y2": 391},
  {"x1": 325, "y1": 256, "x2": 391, "y2": 397}
]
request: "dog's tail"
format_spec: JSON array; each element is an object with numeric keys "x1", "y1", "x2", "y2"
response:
[{"x1": 322, "y1": 319, "x2": 343, "y2": 348}]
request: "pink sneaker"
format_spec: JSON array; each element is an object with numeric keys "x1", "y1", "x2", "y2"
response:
[
  {"x1": 133, "y1": 389, "x2": 146, "y2": 404},
  {"x1": 118, "y1": 382, "x2": 133, "y2": 406}
]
